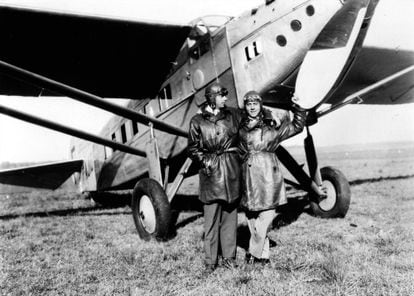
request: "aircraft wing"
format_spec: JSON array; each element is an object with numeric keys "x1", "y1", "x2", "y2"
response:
[
  {"x1": 0, "y1": 5, "x2": 192, "y2": 99},
  {"x1": 0, "y1": 159, "x2": 83, "y2": 191},
  {"x1": 327, "y1": 46, "x2": 414, "y2": 105}
]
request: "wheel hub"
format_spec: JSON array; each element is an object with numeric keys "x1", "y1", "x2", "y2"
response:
[
  {"x1": 139, "y1": 195, "x2": 156, "y2": 233},
  {"x1": 319, "y1": 180, "x2": 336, "y2": 211}
]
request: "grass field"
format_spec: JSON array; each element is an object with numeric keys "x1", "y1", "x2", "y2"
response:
[{"x1": 1, "y1": 142, "x2": 413, "y2": 295}]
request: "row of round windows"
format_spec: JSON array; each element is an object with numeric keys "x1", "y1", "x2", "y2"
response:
[{"x1": 276, "y1": 5, "x2": 315, "y2": 47}]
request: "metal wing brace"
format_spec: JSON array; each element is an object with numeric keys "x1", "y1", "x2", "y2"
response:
[{"x1": 314, "y1": 65, "x2": 414, "y2": 122}]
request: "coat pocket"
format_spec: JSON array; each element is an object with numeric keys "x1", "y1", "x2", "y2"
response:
[{"x1": 201, "y1": 154, "x2": 219, "y2": 176}]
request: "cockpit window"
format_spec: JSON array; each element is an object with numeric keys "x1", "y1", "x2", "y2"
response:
[
  {"x1": 189, "y1": 38, "x2": 210, "y2": 60},
  {"x1": 197, "y1": 15, "x2": 232, "y2": 32},
  {"x1": 189, "y1": 15, "x2": 232, "y2": 39},
  {"x1": 187, "y1": 15, "x2": 231, "y2": 55}
]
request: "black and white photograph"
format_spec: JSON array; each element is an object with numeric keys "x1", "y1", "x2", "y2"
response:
[{"x1": 0, "y1": 0, "x2": 413, "y2": 295}]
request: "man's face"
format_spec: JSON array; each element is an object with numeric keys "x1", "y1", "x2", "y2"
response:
[
  {"x1": 214, "y1": 93, "x2": 228, "y2": 109},
  {"x1": 245, "y1": 101, "x2": 261, "y2": 118}
]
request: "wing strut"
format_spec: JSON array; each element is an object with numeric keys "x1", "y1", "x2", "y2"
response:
[
  {"x1": 0, "y1": 60, "x2": 188, "y2": 138},
  {"x1": 0, "y1": 104, "x2": 146, "y2": 157}
]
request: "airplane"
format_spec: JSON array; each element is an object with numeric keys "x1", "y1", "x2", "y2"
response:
[{"x1": 0, "y1": 0, "x2": 413, "y2": 241}]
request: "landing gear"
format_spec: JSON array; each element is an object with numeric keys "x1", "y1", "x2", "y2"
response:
[
  {"x1": 131, "y1": 123, "x2": 193, "y2": 241},
  {"x1": 310, "y1": 166, "x2": 351, "y2": 218},
  {"x1": 132, "y1": 178, "x2": 171, "y2": 241},
  {"x1": 302, "y1": 125, "x2": 351, "y2": 218},
  {"x1": 276, "y1": 124, "x2": 351, "y2": 219}
]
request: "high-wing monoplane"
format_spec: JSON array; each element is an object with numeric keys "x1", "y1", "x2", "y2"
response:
[{"x1": 0, "y1": 0, "x2": 413, "y2": 240}]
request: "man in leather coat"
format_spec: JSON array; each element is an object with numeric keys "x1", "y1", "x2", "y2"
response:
[
  {"x1": 239, "y1": 90, "x2": 306, "y2": 265},
  {"x1": 188, "y1": 82, "x2": 242, "y2": 273}
]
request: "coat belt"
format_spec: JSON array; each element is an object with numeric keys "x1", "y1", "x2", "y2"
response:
[
  {"x1": 204, "y1": 147, "x2": 239, "y2": 156},
  {"x1": 243, "y1": 150, "x2": 274, "y2": 162}
]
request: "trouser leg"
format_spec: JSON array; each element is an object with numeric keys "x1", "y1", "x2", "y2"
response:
[
  {"x1": 246, "y1": 212, "x2": 260, "y2": 258},
  {"x1": 203, "y1": 202, "x2": 221, "y2": 265},
  {"x1": 258, "y1": 209, "x2": 276, "y2": 259},
  {"x1": 246, "y1": 209, "x2": 276, "y2": 259},
  {"x1": 219, "y1": 203, "x2": 238, "y2": 259},
  {"x1": 261, "y1": 235, "x2": 271, "y2": 259}
]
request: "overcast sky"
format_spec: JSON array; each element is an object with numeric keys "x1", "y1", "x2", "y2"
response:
[{"x1": 0, "y1": 0, "x2": 413, "y2": 163}]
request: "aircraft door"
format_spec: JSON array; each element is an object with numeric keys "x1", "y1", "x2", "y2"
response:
[
  {"x1": 187, "y1": 25, "x2": 232, "y2": 106},
  {"x1": 189, "y1": 36, "x2": 215, "y2": 91}
]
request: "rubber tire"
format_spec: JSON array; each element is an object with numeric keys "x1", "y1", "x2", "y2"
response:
[
  {"x1": 132, "y1": 178, "x2": 171, "y2": 241},
  {"x1": 310, "y1": 166, "x2": 351, "y2": 218}
]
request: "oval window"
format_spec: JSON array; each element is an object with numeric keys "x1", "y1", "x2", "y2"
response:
[
  {"x1": 276, "y1": 35, "x2": 287, "y2": 47},
  {"x1": 290, "y1": 20, "x2": 302, "y2": 31},
  {"x1": 306, "y1": 5, "x2": 315, "y2": 16}
]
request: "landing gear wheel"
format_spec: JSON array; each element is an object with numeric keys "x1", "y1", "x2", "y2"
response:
[
  {"x1": 310, "y1": 166, "x2": 351, "y2": 218},
  {"x1": 132, "y1": 178, "x2": 171, "y2": 241}
]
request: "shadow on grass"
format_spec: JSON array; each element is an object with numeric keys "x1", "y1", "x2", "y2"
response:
[
  {"x1": 349, "y1": 174, "x2": 414, "y2": 186},
  {"x1": 0, "y1": 191, "x2": 133, "y2": 220},
  {"x1": 0, "y1": 206, "x2": 132, "y2": 220},
  {"x1": 0, "y1": 194, "x2": 203, "y2": 223},
  {"x1": 175, "y1": 212, "x2": 203, "y2": 229},
  {"x1": 167, "y1": 194, "x2": 203, "y2": 239},
  {"x1": 273, "y1": 198, "x2": 311, "y2": 228}
]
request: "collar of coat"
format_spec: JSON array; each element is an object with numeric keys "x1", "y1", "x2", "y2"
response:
[
  {"x1": 240, "y1": 108, "x2": 276, "y2": 130},
  {"x1": 200, "y1": 105, "x2": 232, "y2": 122}
]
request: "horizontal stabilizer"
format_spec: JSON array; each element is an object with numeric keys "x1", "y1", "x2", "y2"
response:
[{"x1": 0, "y1": 159, "x2": 83, "y2": 192}]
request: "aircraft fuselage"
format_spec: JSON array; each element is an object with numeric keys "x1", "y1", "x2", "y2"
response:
[{"x1": 71, "y1": 0, "x2": 373, "y2": 192}]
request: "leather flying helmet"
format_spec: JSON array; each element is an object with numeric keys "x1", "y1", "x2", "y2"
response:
[{"x1": 205, "y1": 82, "x2": 228, "y2": 108}]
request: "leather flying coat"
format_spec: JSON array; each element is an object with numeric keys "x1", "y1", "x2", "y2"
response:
[
  {"x1": 188, "y1": 106, "x2": 242, "y2": 204},
  {"x1": 239, "y1": 107, "x2": 306, "y2": 211}
]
